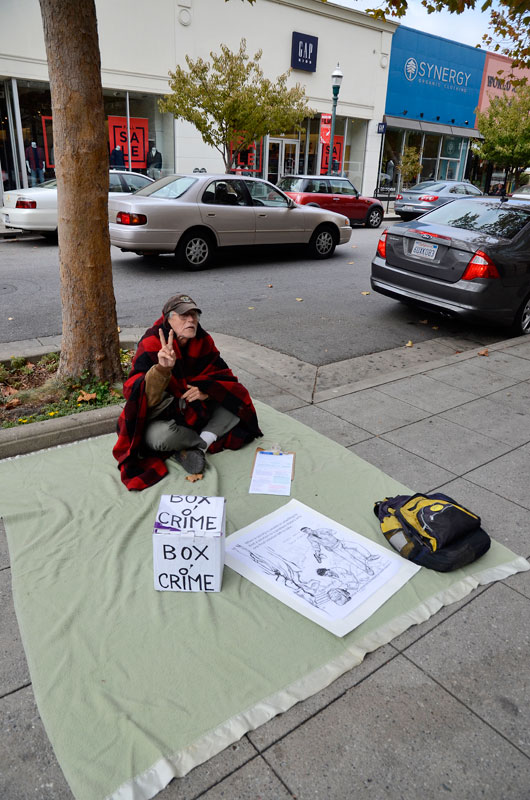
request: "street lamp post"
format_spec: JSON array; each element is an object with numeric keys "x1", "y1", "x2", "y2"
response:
[{"x1": 327, "y1": 63, "x2": 343, "y2": 176}]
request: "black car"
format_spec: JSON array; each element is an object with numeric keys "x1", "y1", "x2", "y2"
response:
[{"x1": 371, "y1": 197, "x2": 530, "y2": 334}]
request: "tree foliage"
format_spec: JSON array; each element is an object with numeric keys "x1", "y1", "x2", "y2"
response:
[
  {"x1": 396, "y1": 145, "x2": 422, "y2": 185},
  {"x1": 365, "y1": 0, "x2": 530, "y2": 73},
  {"x1": 473, "y1": 84, "x2": 530, "y2": 180},
  {"x1": 159, "y1": 39, "x2": 315, "y2": 172}
]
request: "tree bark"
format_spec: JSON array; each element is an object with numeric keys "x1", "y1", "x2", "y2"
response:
[{"x1": 39, "y1": 0, "x2": 122, "y2": 382}]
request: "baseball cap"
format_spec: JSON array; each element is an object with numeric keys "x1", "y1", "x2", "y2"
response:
[{"x1": 162, "y1": 293, "x2": 202, "y2": 318}]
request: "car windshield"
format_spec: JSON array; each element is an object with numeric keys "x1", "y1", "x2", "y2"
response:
[
  {"x1": 134, "y1": 176, "x2": 196, "y2": 198},
  {"x1": 419, "y1": 199, "x2": 530, "y2": 239},
  {"x1": 277, "y1": 177, "x2": 304, "y2": 191}
]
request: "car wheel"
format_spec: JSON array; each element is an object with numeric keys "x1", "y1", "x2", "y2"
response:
[
  {"x1": 365, "y1": 207, "x2": 383, "y2": 228},
  {"x1": 512, "y1": 292, "x2": 530, "y2": 335},
  {"x1": 308, "y1": 225, "x2": 337, "y2": 259},
  {"x1": 176, "y1": 229, "x2": 215, "y2": 271}
]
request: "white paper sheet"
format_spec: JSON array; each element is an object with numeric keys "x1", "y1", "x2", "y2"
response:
[
  {"x1": 249, "y1": 451, "x2": 294, "y2": 496},
  {"x1": 226, "y1": 499, "x2": 420, "y2": 637}
]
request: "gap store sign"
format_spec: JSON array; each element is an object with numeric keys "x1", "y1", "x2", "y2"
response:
[{"x1": 386, "y1": 27, "x2": 486, "y2": 126}]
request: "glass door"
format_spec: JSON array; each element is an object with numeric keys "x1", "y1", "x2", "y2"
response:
[{"x1": 267, "y1": 138, "x2": 299, "y2": 184}]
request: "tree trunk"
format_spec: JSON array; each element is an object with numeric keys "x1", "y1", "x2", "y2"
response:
[{"x1": 39, "y1": 0, "x2": 122, "y2": 382}]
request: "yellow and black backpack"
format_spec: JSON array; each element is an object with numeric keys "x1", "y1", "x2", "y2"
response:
[{"x1": 374, "y1": 492, "x2": 491, "y2": 572}]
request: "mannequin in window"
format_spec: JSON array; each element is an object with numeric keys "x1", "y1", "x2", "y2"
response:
[
  {"x1": 25, "y1": 141, "x2": 45, "y2": 186},
  {"x1": 110, "y1": 145, "x2": 125, "y2": 169},
  {"x1": 146, "y1": 144, "x2": 162, "y2": 179}
]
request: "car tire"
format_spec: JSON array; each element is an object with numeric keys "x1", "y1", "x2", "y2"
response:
[
  {"x1": 308, "y1": 225, "x2": 337, "y2": 259},
  {"x1": 512, "y1": 292, "x2": 530, "y2": 335},
  {"x1": 365, "y1": 207, "x2": 383, "y2": 228},
  {"x1": 176, "y1": 229, "x2": 215, "y2": 271}
]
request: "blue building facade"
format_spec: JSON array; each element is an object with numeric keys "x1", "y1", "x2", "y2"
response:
[{"x1": 379, "y1": 27, "x2": 486, "y2": 192}]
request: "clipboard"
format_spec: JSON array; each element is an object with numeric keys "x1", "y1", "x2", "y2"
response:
[{"x1": 251, "y1": 447, "x2": 296, "y2": 480}]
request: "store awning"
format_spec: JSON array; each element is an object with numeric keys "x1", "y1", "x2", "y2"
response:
[
  {"x1": 384, "y1": 115, "x2": 421, "y2": 130},
  {"x1": 384, "y1": 115, "x2": 483, "y2": 139}
]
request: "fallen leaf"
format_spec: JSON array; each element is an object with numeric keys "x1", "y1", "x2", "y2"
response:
[
  {"x1": 185, "y1": 473, "x2": 203, "y2": 482},
  {"x1": 296, "y1": 298, "x2": 303, "y2": 302},
  {"x1": 2, "y1": 386, "x2": 18, "y2": 396},
  {"x1": 455, "y1": 350, "x2": 463, "y2": 354},
  {"x1": 5, "y1": 397, "x2": 21, "y2": 409},
  {"x1": 361, "y1": 291, "x2": 370, "y2": 296},
  {"x1": 419, "y1": 319, "x2": 428, "y2": 324},
  {"x1": 248, "y1": 306, "x2": 255, "y2": 310},
  {"x1": 478, "y1": 348, "x2": 489, "y2": 357},
  {"x1": 405, "y1": 340, "x2": 414, "y2": 347},
  {"x1": 77, "y1": 390, "x2": 97, "y2": 402},
  {"x1": 432, "y1": 326, "x2": 439, "y2": 330},
  {"x1": 267, "y1": 284, "x2": 273, "y2": 288},
  {"x1": 117, "y1": 326, "x2": 121, "y2": 333},
  {"x1": 8, "y1": 317, "x2": 13, "y2": 321},
  {"x1": 25, "y1": 362, "x2": 35, "y2": 371},
  {"x1": 348, "y1": 261, "x2": 355, "y2": 264}
]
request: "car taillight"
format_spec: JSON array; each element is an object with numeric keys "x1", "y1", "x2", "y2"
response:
[
  {"x1": 462, "y1": 250, "x2": 500, "y2": 280},
  {"x1": 377, "y1": 229, "x2": 388, "y2": 259},
  {"x1": 16, "y1": 199, "x2": 37, "y2": 209},
  {"x1": 396, "y1": 194, "x2": 403, "y2": 200},
  {"x1": 418, "y1": 195, "x2": 439, "y2": 202},
  {"x1": 116, "y1": 211, "x2": 147, "y2": 225}
]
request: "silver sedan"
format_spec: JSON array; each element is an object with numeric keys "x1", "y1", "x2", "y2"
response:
[
  {"x1": 395, "y1": 179, "x2": 483, "y2": 221},
  {"x1": 108, "y1": 174, "x2": 352, "y2": 270}
]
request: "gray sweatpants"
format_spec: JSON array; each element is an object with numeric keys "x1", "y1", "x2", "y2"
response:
[{"x1": 144, "y1": 404, "x2": 239, "y2": 452}]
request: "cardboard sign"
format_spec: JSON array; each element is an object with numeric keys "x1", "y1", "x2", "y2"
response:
[{"x1": 153, "y1": 495, "x2": 226, "y2": 592}]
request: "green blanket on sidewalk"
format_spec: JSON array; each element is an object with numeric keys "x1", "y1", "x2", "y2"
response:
[{"x1": 2, "y1": 400, "x2": 528, "y2": 800}]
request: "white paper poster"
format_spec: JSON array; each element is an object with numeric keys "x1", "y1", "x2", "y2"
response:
[{"x1": 225, "y1": 499, "x2": 420, "y2": 637}]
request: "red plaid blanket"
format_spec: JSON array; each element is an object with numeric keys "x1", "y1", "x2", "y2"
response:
[{"x1": 113, "y1": 317, "x2": 262, "y2": 490}]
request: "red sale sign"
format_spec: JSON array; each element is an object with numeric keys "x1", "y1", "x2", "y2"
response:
[
  {"x1": 108, "y1": 116, "x2": 149, "y2": 169},
  {"x1": 320, "y1": 114, "x2": 332, "y2": 145}
]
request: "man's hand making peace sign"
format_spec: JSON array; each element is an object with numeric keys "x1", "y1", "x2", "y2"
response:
[{"x1": 157, "y1": 328, "x2": 208, "y2": 403}]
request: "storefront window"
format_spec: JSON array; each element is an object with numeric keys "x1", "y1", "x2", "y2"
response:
[
  {"x1": 381, "y1": 128, "x2": 402, "y2": 193},
  {"x1": 438, "y1": 136, "x2": 463, "y2": 180},
  {"x1": 420, "y1": 134, "x2": 440, "y2": 181},
  {"x1": 17, "y1": 80, "x2": 54, "y2": 185},
  {"x1": 104, "y1": 89, "x2": 174, "y2": 177},
  {"x1": 342, "y1": 118, "x2": 367, "y2": 187},
  {"x1": 1, "y1": 82, "x2": 18, "y2": 192}
]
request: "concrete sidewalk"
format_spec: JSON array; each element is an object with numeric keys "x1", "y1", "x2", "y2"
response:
[{"x1": 1, "y1": 331, "x2": 529, "y2": 799}]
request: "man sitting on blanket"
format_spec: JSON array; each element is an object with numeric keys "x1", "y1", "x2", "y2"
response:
[{"x1": 113, "y1": 293, "x2": 262, "y2": 490}]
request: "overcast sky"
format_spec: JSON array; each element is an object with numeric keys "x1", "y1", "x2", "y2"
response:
[{"x1": 332, "y1": 0, "x2": 496, "y2": 49}]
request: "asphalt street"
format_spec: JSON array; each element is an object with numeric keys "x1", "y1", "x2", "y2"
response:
[{"x1": 1, "y1": 226, "x2": 503, "y2": 365}]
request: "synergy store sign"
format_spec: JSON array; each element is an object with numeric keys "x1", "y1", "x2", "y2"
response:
[
  {"x1": 404, "y1": 57, "x2": 472, "y2": 90},
  {"x1": 386, "y1": 27, "x2": 486, "y2": 125}
]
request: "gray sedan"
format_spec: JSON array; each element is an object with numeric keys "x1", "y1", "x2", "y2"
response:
[
  {"x1": 395, "y1": 180, "x2": 483, "y2": 221},
  {"x1": 108, "y1": 174, "x2": 352, "y2": 270},
  {"x1": 371, "y1": 197, "x2": 530, "y2": 334}
]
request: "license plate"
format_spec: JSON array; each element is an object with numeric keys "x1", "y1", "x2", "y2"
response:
[
  {"x1": 411, "y1": 240, "x2": 438, "y2": 260},
  {"x1": 402, "y1": 204, "x2": 414, "y2": 211}
]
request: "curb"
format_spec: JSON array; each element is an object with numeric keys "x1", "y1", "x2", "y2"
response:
[
  {"x1": 3, "y1": 334, "x2": 527, "y2": 460},
  {"x1": 0, "y1": 404, "x2": 122, "y2": 460}
]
